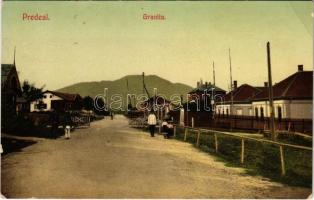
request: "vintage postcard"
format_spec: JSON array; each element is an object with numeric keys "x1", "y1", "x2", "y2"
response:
[{"x1": 1, "y1": 1, "x2": 312, "y2": 199}]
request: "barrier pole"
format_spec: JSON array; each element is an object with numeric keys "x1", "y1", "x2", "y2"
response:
[
  {"x1": 196, "y1": 129, "x2": 201, "y2": 147},
  {"x1": 184, "y1": 128, "x2": 188, "y2": 141},
  {"x1": 241, "y1": 139, "x2": 245, "y2": 164},
  {"x1": 279, "y1": 145, "x2": 286, "y2": 176},
  {"x1": 214, "y1": 133, "x2": 218, "y2": 152}
]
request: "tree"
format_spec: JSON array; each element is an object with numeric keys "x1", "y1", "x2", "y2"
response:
[
  {"x1": 22, "y1": 80, "x2": 44, "y2": 102},
  {"x1": 93, "y1": 97, "x2": 109, "y2": 115},
  {"x1": 83, "y1": 96, "x2": 94, "y2": 110}
]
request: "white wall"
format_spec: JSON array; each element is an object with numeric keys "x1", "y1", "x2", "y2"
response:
[
  {"x1": 216, "y1": 103, "x2": 252, "y2": 116},
  {"x1": 252, "y1": 100, "x2": 312, "y2": 119},
  {"x1": 30, "y1": 92, "x2": 62, "y2": 112},
  {"x1": 216, "y1": 100, "x2": 312, "y2": 119}
]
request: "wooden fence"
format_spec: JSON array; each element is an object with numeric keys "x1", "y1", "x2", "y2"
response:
[
  {"x1": 169, "y1": 111, "x2": 312, "y2": 134},
  {"x1": 215, "y1": 115, "x2": 312, "y2": 134},
  {"x1": 26, "y1": 112, "x2": 91, "y2": 128},
  {"x1": 71, "y1": 114, "x2": 91, "y2": 127},
  {"x1": 173, "y1": 124, "x2": 312, "y2": 177}
]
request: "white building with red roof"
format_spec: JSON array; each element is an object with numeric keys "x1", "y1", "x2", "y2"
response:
[
  {"x1": 252, "y1": 65, "x2": 312, "y2": 120},
  {"x1": 30, "y1": 90, "x2": 83, "y2": 112}
]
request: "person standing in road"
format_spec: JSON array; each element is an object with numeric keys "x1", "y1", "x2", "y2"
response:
[
  {"x1": 147, "y1": 111, "x2": 157, "y2": 137},
  {"x1": 64, "y1": 112, "x2": 72, "y2": 139},
  {"x1": 50, "y1": 111, "x2": 59, "y2": 139}
]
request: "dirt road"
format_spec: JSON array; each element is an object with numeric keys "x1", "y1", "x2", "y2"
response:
[{"x1": 1, "y1": 115, "x2": 311, "y2": 198}]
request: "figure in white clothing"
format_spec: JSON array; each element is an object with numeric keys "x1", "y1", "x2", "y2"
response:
[
  {"x1": 147, "y1": 111, "x2": 157, "y2": 137},
  {"x1": 65, "y1": 125, "x2": 71, "y2": 139},
  {"x1": 64, "y1": 112, "x2": 72, "y2": 139},
  {"x1": 161, "y1": 117, "x2": 174, "y2": 139}
]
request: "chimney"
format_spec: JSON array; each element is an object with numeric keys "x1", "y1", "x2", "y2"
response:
[
  {"x1": 233, "y1": 80, "x2": 237, "y2": 90},
  {"x1": 197, "y1": 81, "x2": 200, "y2": 88},
  {"x1": 298, "y1": 65, "x2": 303, "y2": 72},
  {"x1": 264, "y1": 82, "x2": 268, "y2": 87}
]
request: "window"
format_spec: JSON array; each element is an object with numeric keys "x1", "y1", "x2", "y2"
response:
[
  {"x1": 50, "y1": 95, "x2": 53, "y2": 98},
  {"x1": 226, "y1": 108, "x2": 229, "y2": 117},
  {"x1": 43, "y1": 95, "x2": 47, "y2": 99},
  {"x1": 278, "y1": 106, "x2": 282, "y2": 121},
  {"x1": 255, "y1": 107, "x2": 259, "y2": 119},
  {"x1": 37, "y1": 103, "x2": 47, "y2": 110},
  {"x1": 260, "y1": 107, "x2": 264, "y2": 119}
]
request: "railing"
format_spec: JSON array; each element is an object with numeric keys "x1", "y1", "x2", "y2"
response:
[
  {"x1": 169, "y1": 110, "x2": 312, "y2": 134},
  {"x1": 71, "y1": 114, "x2": 91, "y2": 127},
  {"x1": 173, "y1": 124, "x2": 312, "y2": 177}
]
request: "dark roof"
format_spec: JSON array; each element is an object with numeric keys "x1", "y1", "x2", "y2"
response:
[
  {"x1": 224, "y1": 84, "x2": 262, "y2": 103},
  {"x1": 253, "y1": 71, "x2": 313, "y2": 101},
  {"x1": 1, "y1": 64, "x2": 15, "y2": 84},
  {"x1": 189, "y1": 83, "x2": 226, "y2": 94},
  {"x1": 44, "y1": 90, "x2": 82, "y2": 102}
]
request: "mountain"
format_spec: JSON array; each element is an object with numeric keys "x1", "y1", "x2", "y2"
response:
[{"x1": 57, "y1": 75, "x2": 193, "y2": 108}]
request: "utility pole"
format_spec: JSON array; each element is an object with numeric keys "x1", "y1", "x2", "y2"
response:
[
  {"x1": 142, "y1": 72, "x2": 145, "y2": 95},
  {"x1": 13, "y1": 46, "x2": 16, "y2": 66},
  {"x1": 267, "y1": 42, "x2": 276, "y2": 141},
  {"x1": 212, "y1": 61, "x2": 216, "y2": 120},
  {"x1": 142, "y1": 72, "x2": 150, "y2": 116},
  {"x1": 229, "y1": 48, "x2": 233, "y2": 132},
  {"x1": 213, "y1": 61, "x2": 216, "y2": 86}
]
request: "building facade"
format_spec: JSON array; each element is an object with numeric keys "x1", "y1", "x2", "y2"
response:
[
  {"x1": 216, "y1": 65, "x2": 312, "y2": 120},
  {"x1": 30, "y1": 90, "x2": 83, "y2": 112},
  {"x1": 215, "y1": 81, "x2": 263, "y2": 117},
  {"x1": 1, "y1": 63, "x2": 23, "y2": 130}
]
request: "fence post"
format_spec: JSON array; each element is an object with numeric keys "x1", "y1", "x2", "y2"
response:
[
  {"x1": 184, "y1": 128, "x2": 188, "y2": 141},
  {"x1": 173, "y1": 125, "x2": 176, "y2": 138},
  {"x1": 214, "y1": 133, "x2": 218, "y2": 153},
  {"x1": 241, "y1": 139, "x2": 245, "y2": 164},
  {"x1": 279, "y1": 145, "x2": 286, "y2": 176},
  {"x1": 192, "y1": 117, "x2": 194, "y2": 128},
  {"x1": 251, "y1": 117, "x2": 254, "y2": 129},
  {"x1": 196, "y1": 129, "x2": 201, "y2": 147},
  {"x1": 159, "y1": 124, "x2": 161, "y2": 134}
]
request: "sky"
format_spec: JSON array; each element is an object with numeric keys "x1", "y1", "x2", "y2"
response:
[{"x1": 1, "y1": 1, "x2": 313, "y2": 91}]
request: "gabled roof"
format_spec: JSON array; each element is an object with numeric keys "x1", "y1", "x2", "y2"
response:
[
  {"x1": 224, "y1": 84, "x2": 262, "y2": 103},
  {"x1": 1, "y1": 64, "x2": 15, "y2": 84},
  {"x1": 44, "y1": 90, "x2": 82, "y2": 102},
  {"x1": 253, "y1": 71, "x2": 313, "y2": 101},
  {"x1": 189, "y1": 83, "x2": 226, "y2": 94}
]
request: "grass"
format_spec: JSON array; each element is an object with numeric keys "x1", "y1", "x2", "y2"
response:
[{"x1": 174, "y1": 127, "x2": 312, "y2": 188}]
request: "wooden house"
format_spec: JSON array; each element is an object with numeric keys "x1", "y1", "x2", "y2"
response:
[
  {"x1": 1, "y1": 61, "x2": 26, "y2": 130},
  {"x1": 30, "y1": 90, "x2": 83, "y2": 112}
]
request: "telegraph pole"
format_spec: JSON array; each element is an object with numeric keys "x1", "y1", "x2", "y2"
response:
[
  {"x1": 267, "y1": 42, "x2": 276, "y2": 141},
  {"x1": 213, "y1": 61, "x2": 216, "y2": 86},
  {"x1": 212, "y1": 61, "x2": 216, "y2": 120},
  {"x1": 229, "y1": 48, "x2": 233, "y2": 132},
  {"x1": 13, "y1": 46, "x2": 16, "y2": 66}
]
